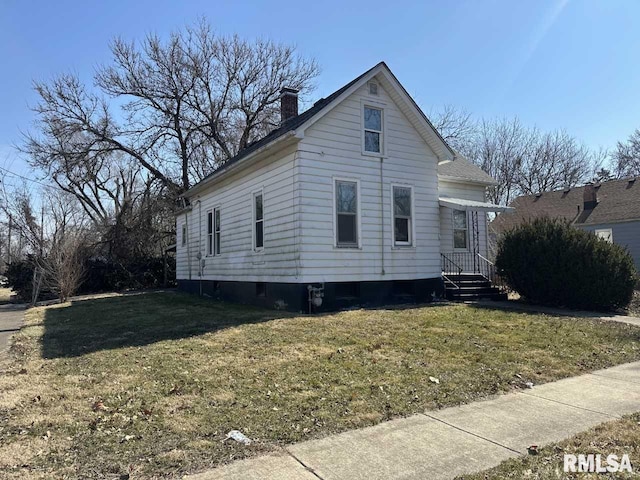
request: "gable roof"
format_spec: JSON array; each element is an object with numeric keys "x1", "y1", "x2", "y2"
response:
[
  {"x1": 492, "y1": 177, "x2": 640, "y2": 232},
  {"x1": 185, "y1": 62, "x2": 456, "y2": 197},
  {"x1": 437, "y1": 156, "x2": 497, "y2": 185}
]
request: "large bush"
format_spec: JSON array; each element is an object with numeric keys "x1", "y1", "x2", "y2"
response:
[{"x1": 496, "y1": 218, "x2": 638, "y2": 311}]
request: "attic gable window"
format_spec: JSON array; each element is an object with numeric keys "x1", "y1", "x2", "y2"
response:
[{"x1": 363, "y1": 106, "x2": 383, "y2": 154}]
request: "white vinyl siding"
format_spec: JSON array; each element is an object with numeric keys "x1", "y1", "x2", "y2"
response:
[
  {"x1": 175, "y1": 146, "x2": 298, "y2": 282},
  {"x1": 296, "y1": 77, "x2": 441, "y2": 282}
]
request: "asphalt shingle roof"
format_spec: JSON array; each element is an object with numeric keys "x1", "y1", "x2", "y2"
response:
[
  {"x1": 492, "y1": 177, "x2": 640, "y2": 232},
  {"x1": 437, "y1": 157, "x2": 497, "y2": 185},
  {"x1": 187, "y1": 63, "x2": 383, "y2": 194}
]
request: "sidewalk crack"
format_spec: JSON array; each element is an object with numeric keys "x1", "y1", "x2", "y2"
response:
[
  {"x1": 519, "y1": 391, "x2": 621, "y2": 419},
  {"x1": 421, "y1": 412, "x2": 521, "y2": 455},
  {"x1": 286, "y1": 449, "x2": 325, "y2": 480}
]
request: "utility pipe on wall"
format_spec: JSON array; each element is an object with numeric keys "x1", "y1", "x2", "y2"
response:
[{"x1": 379, "y1": 156, "x2": 385, "y2": 276}]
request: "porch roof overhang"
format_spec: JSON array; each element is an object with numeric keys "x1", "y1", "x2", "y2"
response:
[{"x1": 438, "y1": 196, "x2": 514, "y2": 213}]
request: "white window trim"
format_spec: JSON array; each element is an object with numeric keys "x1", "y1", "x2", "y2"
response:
[
  {"x1": 595, "y1": 228, "x2": 613, "y2": 243},
  {"x1": 452, "y1": 209, "x2": 469, "y2": 251},
  {"x1": 205, "y1": 208, "x2": 214, "y2": 256},
  {"x1": 333, "y1": 177, "x2": 362, "y2": 249},
  {"x1": 390, "y1": 183, "x2": 416, "y2": 248},
  {"x1": 213, "y1": 206, "x2": 221, "y2": 256},
  {"x1": 361, "y1": 99, "x2": 387, "y2": 157},
  {"x1": 252, "y1": 189, "x2": 264, "y2": 253}
]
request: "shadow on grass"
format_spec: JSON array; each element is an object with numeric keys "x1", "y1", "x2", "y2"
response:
[
  {"x1": 467, "y1": 299, "x2": 628, "y2": 319},
  {"x1": 40, "y1": 291, "x2": 293, "y2": 359}
]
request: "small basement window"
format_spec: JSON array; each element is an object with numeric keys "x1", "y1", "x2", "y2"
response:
[{"x1": 256, "y1": 282, "x2": 267, "y2": 297}]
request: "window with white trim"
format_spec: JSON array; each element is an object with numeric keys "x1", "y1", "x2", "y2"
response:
[
  {"x1": 393, "y1": 186, "x2": 413, "y2": 246},
  {"x1": 363, "y1": 106, "x2": 383, "y2": 154},
  {"x1": 214, "y1": 208, "x2": 221, "y2": 255},
  {"x1": 207, "y1": 208, "x2": 221, "y2": 256},
  {"x1": 253, "y1": 192, "x2": 264, "y2": 251},
  {"x1": 335, "y1": 180, "x2": 359, "y2": 247},
  {"x1": 453, "y1": 209, "x2": 468, "y2": 249},
  {"x1": 206, "y1": 210, "x2": 213, "y2": 256},
  {"x1": 181, "y1": 224, "x2": 187, "y2": 246}
]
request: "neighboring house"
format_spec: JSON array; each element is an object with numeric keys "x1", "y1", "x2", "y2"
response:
[
  {"x1": 492, "y1": 178, "x2": 640, "y2": 271},
  {"x1": 176, "y1": 62, "x2": 510, "y2": 311}
]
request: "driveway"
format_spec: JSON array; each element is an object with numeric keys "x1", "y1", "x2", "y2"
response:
[{"x1": 0, "y1": 303, "x2": 26, "y2": 355}]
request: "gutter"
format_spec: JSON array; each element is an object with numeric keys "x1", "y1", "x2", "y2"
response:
[{"x1": 438, "y1": 174, "x2": 498, "y2": 187}]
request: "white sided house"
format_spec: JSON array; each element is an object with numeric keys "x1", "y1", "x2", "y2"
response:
[{"x1": 176, "y1": 63, "x2": 511, "y2": 311}]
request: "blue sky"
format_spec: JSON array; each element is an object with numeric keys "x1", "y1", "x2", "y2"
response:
[{"x1": 1, "y1": 0, "x2": 639, "y2": 178}]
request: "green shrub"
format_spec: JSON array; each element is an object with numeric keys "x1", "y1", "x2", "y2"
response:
[{"x1": 496, "y1": 218, "x2": 638, "y2": 311}]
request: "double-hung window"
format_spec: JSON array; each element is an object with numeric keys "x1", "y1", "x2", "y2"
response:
[
  {"x1": 363, "y1": 106, "x2": 383, "y2": 154},
  {"x1": 207, "y1": 208, "x2": 221, "y2": 256},
  {"x1": 253, "y1": 192, "x2": 264, "y2": 251},
  {"x1": 335, "y1": 179, "x2": 359, "y2": 247},
  {"x1": 453, "y1": 209, "x2": 468, "y2": 250},
  {"x1": 393, "y1": 185, "x2": 413, "y2": 246},
  {"x1": 206, "y1": 210, "x2": 214, "y2": 255},
  {"x1": 214, "y1": 208, "x2": 221, "y2": 255}
]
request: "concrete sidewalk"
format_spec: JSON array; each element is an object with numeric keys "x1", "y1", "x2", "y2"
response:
[
  {"x1": 0, "y1": 303, "x2": 26, "y2": 356},
  {"x1": 187, "y1": 361, "x2": 640, "y2": 480}
]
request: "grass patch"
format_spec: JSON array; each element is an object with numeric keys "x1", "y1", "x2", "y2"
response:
[
  {"x1": 0, "y1": 288, "x2": 13, "y2": 305},
  {"x1": 1, "y1": 292, "x2": 640, "y2": 479},
  {"x1": 458, "y1": 412, "x2": 640, "y2": 479}
]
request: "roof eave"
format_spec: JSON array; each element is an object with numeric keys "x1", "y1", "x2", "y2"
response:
[
  {"x1": 438, "y1": 174, "x2": 498, "y2": 187},
  {"x1": 183, "y1": 131, "x2": 298, "y2": 198}
]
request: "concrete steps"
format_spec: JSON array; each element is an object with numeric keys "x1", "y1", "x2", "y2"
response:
[{"x1": 444, "y1": 273, "x2": 507, "y2": 301}]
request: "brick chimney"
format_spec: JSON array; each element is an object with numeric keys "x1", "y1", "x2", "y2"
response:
[
  {"x1": 280, "y1": 87, "x2": 299, "y2": 123},
  {"x1": 583, "y1": 183, "x2": 598, "y2": 210}
]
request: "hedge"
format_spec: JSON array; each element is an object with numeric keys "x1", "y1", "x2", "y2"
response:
[{"x1": 495, "y1": 217, "x2": 637, "y2": 311}]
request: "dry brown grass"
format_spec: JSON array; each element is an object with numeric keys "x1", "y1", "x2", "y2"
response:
[
  {"x1": 1, "y1": 292, "x2": 640, "y2": 479},
  {"x1": 0, "y1": 287, "x2": 13, "y2": 304},
  {"x1": 459, "y1": 412, "x2": 640, "y2": 479}
]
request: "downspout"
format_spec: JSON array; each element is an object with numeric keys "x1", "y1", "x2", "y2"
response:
[{"x1": 379, "y1": 157, "x2": 385, "y2": 276}]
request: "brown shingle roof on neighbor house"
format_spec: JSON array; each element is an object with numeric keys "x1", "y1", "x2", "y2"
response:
[{"x1": 492, "y1": 177, "x2": 640, "y2": 232}]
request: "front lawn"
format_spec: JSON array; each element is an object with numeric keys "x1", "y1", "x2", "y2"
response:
[
  {"x1": 458, "y1": 412, "x2": 640, "y2": 479},
  {"x1": 1, "y1": 292, "x2": 640, "y2": 479}
]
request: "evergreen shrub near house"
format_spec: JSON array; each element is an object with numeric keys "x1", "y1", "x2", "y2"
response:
[{"x1": 496, "y1": 217, "x2": 638, "y2": 311}]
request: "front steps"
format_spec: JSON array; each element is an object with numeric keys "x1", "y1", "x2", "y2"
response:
[{"x1": 444, "y1": 273, "x2": 507, "y2": 301}]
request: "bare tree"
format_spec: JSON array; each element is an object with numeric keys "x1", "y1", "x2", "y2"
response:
[
  {"x1": 612, "y1": 128, "x2": 640, "y2": 178},
  {"x1": 430, "y1": 105, "x2": 477, "y2": 154},
  {"x1": 38, "y1": 229, "x2": 88, "y2": 302},
  {"x1": 23, "y1": 20, "x2": 320, "y2": 193},
  {"x1": 516, "y1": 129, "x2": 595, "y2": 195}
]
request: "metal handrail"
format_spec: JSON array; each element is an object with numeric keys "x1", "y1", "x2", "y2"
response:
[{"x1": 441, "y1": 252, "x2": 508, "y2": 293}]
